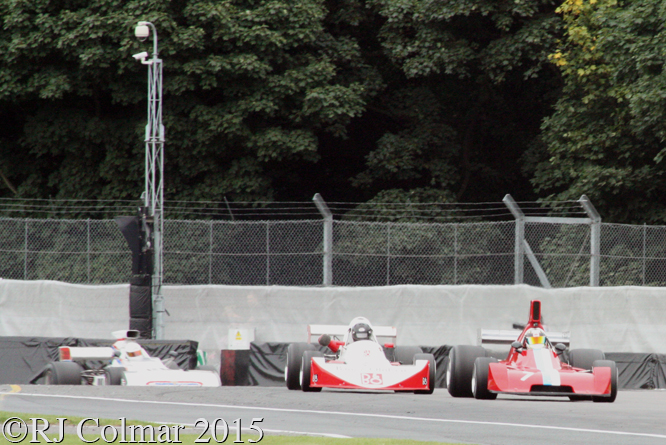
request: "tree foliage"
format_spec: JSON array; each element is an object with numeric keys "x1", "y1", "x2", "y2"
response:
[
  {"x1": 350, "y1": 0, "x2": 562, "y2": 204},
  {"x1": 0, "y1": 0, "x2": 376, "y2": 204},
  {"x1": 532, "y1": 0, "x2": 666, "y2": 223},
  {"x1": 0, "y1": 0, "x2": 563, "y2": 216}
]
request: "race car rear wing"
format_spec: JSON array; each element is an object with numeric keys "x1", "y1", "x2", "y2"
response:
[
  {"x1": 478, "y1": 329, "x2": 571, "y2": 346},
  {"x1": 59, "y1": 346, "x2": 116, "y2": 362},
  {"x1": 308, "y1": 324, "x2": 397, "y2": 343}
]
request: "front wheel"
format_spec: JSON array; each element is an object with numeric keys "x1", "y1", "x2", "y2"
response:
[
  {"x1": 413, "y1": 353, "x2": 436, "y2": 394},
  {"x1": 592, "y1": 360, "x2": 618, "y2": 403},
  {"x1": 447, "y1": 345, "x2": 486, "y2": 398},
  {"x1": 285, "y1": 343, "x2": 314, "y2": 390},
  {"x1": 472, "y1": 357, "x2": 497, "y2": 400},
  {"x1": 301, "y1": 350, "x2": 324, "y2": 392}
]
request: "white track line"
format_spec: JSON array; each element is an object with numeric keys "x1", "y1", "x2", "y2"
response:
[{"x1": 6, "y1": 393, "x2": 666, "y2": 440}]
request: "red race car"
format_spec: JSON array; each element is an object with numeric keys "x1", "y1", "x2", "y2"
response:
[{"x1": 447, "y1": 300, "x2": 617, "y2": 402}]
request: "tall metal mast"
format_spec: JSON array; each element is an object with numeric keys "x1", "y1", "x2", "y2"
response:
[{"x1": 134, "y1": 21, "x2": 165, "y2": 339}]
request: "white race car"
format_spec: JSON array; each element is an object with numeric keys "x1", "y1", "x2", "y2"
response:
[
  {"x1": 285, "y1": 317, "x2": 435, "y2": 393},
  {"x1": 39, "y1": 330, "x2": 221, "y2": 387}
]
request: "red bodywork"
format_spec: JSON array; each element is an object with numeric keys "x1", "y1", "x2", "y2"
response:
[{"x1": 486, "y1": 300, "x2": 613, "y2": 398}]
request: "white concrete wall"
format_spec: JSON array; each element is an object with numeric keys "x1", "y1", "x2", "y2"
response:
[{"x1": 1, "y1": 280, "x2": 665, "y2": 354}]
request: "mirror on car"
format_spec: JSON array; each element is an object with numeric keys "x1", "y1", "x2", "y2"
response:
[
  {"x1": 555, "y1": 343, "x2": 567, "y2": 354},
  {"x1": 511, "y1": 341, "x2": 523, "y2": 351}
]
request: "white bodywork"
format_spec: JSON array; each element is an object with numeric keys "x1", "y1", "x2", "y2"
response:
[
  {"x1": 58, "y1": 330, "x2": 221, "y2": 387},
  {"x1": 299, "y1": 317, "x2": 431, "y2": 391},
  {"x1": 310, "y1": 340, "x2": 430, "y2": 389}
]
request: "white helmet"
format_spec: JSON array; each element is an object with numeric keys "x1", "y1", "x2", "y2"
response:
[{"x1": 124, "y1": 342, "x2": 144, "y2": 360}]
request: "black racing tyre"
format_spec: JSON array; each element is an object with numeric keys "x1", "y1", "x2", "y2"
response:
[
  {"x1": 569, "y1": 349, "x2": 605, "y2": 370},
  {"x1": 104, "y1": 367, "x2": 125, "y2": 386},
  {"x1": 413, "y1": 353, "x2": 436, "y2": 394},
  {"x1": 447, "y1": 345, "x2": 486, "y2": 398},
  {"x1": 592, "y1": 360, "x2": 618, "y2": 403},
  {"x1": 472, "y1": 357, "x2": 498, "y2": 400},
  {"x1": 285, "y1": 343, "x2": 315, "y2": 390},
  {"x1": 393, "y1": 346, "x2": 424, "y2": 364},
  {"x1": 301, "y1": 350, "x2": 324, "y2": 392},
  {"x1": 44, "y1": 362, "x2": 83, "y2": 385}
]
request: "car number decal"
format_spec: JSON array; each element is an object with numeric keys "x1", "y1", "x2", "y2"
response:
[
  {"x1": 361, "y1": 373, "x2": 383, "y2": 385},
  {"x1": 521, "y1": 372, "x2": 535, "y2": 381}
]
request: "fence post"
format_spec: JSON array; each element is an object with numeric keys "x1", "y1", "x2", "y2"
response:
[
  {"x1": 24, "y1": 220, "x2": 28, "y2": 280},
  {"x1": 503, "y1": 194, "x2": 524, "y2": 284},
  {"x1": 266, "y1": 221, "x2": 271, "y2": 286},
  {"x1": 87, "y1": 219, "x2": 91, "y2": 282},
  {"x1": 386, "y1": 224, "x2": 391, "y2": 286},
  {"x1": 579, "y1": 195, "x2": 601, "y2": 287},
  {"x1": 454, "y1": 223, "x2": 458, "y2": 285},
  {"x1": 643, "y1": 223, "x2": 646, "y2": 286},
  {"x1": 313, "y1": 194, "x2": 332, "y2": 286},
  {"x1": 209, "y1": 220, "x2": 213, "y2": 285}
]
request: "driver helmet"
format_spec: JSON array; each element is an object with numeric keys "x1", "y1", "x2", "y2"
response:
[
  {"x1": 351, "y1": 323, "x2": 373, "y2": 342},
  {"x1": 525, "y1": 327, "x2": 547, "y2": 349},
  {"x1": 125, "y1": 342, "x2": 144, "y2": 360}
]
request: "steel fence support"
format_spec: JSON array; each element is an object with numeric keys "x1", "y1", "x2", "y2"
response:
[
  {"x1": 643, "y1": 223, "x2": 646, "y2": 286},
  {"x1": 209, "y1": 220, "x2": 213, "y2": 285},
  {"x1": 386, "y1": 224, "x2": 391, "y2": 286},
  {"x1": 313, "y1": 194, "x2": 332, "y2": 286},
  {"x1": 579, "y1": 195, "x2": 601, "y2": 287},
  {"x1": 523, "y1": 239, "x2": 552, "y2": 288},
  {"x1": 266, "y1": 221, "x2": 271, "y2": 286},
  {"x1": 503, "y1": 195, "x2": 525, "y2": 284},
  {"x1": 24, "y1": 220, "x2": 28, "y2": 280},
  {"x1": 87, "y1": 219, "x2": 91, "y2": 282},
  {"x1": 454, "y1": 223, "x2": 458, "y2": 285}
]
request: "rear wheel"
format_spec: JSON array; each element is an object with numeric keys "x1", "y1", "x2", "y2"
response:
[
  {"x1": 569, "y1": 349, "x2": 605, "y2": 370},
  {"x1": 592, "y1": 360, "x2": 618, "y2": 403},
  {"x1": 301, "y1": 350, "x2": 324, "y2": 392},
  {"x1": 413, "y1": 353, "x2": 436, "y2": 394},
  {"x1": 285, "y1": 343, "x2": 314, "y2": 390},
  {"x1": 472, "y1": 357, "x2": 498, "y2": 400},
  {"x1": 393, "y1": 346, "x2": 423, "y2": 364},
  {"x1": 44, "y1": 362, "x2": 83, "y2": 385},
  {"x1": 447, "y1": 345, "x2": 486, "y2": 398}
]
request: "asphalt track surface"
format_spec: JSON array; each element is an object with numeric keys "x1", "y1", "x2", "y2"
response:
[{"x1": 0, "y1": 385, "x2": 665, "y2": 445}]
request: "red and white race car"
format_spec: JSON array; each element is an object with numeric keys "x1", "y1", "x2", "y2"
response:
[
  {"x1": 447, "y1": 300, "x2": 617, "y2": 402},
  {"x1": 285, "y1": 317, "x2": 435, "y2": 393},
  {"x1": 36, "y1": 330, "x2": 221, "y2": 387}
]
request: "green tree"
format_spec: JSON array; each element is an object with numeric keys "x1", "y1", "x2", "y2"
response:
[
  {"x1": 0, "y1": 0, "x2": 378, "y2": 208},
  {"x1": 531, "y1": 0, "x2": 666, "y2": 223},
  {"x1": 349, "y1": 0, "x2": 563, "y2": 204}
]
